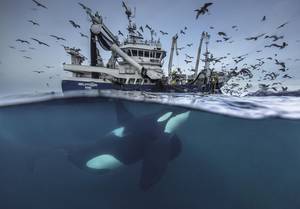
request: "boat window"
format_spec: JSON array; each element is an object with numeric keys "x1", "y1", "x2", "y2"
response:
[
  {"x1": 128, "y1": 78, "x2": 135, "y2": 84},
  {"x1": 144, "y1": 51, "x2": 150, "y2": 57},
  {"x1": 127, "y1": 50, "x2": 132, "y2": 56},
  {"x1": 144, "y1": 79, "x2": 148, "y2": 84},
  {"x1": 138, "y1": 50, "x2": 143, "y2": 57},
  {"x1": 136, "y1": 79, "x2": 142, "y2": 84},
  {"x1": 156, "y1": 52, "x2": 161, "y2": 59},
  {"x1": 132, "y1": 50, "x2": 137, "y2": 56},
  {"x1": 150, "y1": 52, "x2": 154, "y2": 58}
]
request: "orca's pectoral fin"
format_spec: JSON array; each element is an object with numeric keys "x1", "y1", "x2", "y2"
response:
[
  {"x1": 115, "y1": 100, "x2": 134, "y2": 124},
  {"x1": 139, "y1": 139, "x2": 170, "y2": 191}
]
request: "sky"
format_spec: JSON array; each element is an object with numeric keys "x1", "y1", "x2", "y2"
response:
[{"x1": 0, "y1": 0, "x2": 300, "y2": 96}]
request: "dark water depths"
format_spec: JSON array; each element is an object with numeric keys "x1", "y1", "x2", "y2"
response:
[{"x1": 0, "y1": 96, "x2": 300, "y2": 209}]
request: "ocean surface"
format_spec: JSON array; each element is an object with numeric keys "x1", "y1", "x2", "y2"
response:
[{"x1": 1, "y1": 90, "x2": 300, "y2": 209}]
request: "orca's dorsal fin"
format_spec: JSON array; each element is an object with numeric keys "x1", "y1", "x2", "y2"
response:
[{"x1": 115, "y1": 100, "x2": 134, "y2": 125}]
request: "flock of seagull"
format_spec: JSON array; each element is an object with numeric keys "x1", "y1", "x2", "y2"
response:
[
  {"x1": 5, "y1": 0, "x2": 299, "y2": 94},
  {"x1": 7, "y1": 0, "x2": 92, "y2": 87}
]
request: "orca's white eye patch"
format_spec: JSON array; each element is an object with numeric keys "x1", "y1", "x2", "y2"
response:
[
  {"x1": 86, "y1": 154, "x2": 123, "y2": 170},
  {"x1": 164, "y1": 111, "x2": 190, "y2": 133},
  {"x1": 157, "y1": 112, "x2": 173, "y2": 122},
  {"x1": 111, "y1": 126, "x2": 125, "y2": 137}
]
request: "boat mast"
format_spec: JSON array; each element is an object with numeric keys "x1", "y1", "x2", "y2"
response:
[
  {"x1": 194, "y1": 32, "x2": 206, "y2": 77},
  {"x1": 168, "y1": 34, "x2": 178, "y2": 83}
]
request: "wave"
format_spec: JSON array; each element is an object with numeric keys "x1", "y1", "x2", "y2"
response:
[{"x1": 1, "y1": 90, "x2": 300, "y2": 120}]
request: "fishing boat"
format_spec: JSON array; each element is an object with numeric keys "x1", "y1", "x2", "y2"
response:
[{"x1": 62, "y1": 2, "x2": 230, "y2": 93}]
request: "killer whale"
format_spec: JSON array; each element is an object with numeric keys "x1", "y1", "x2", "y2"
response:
[{"x1": 65, "y1": 101, "x2": 190, "y2": 190}]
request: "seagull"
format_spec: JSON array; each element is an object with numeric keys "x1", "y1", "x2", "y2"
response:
[
  {"x1": 261, "y1": 16, "x2": 266, "y2": 22},
  {"x1": 277, "y1": 22, "x2": 288, "y2": 29},
  {"x1": 209, "y1": 26, "x2": 214, "y2": 29},
  {"x1": 118, "y1": 30, "x2": 124, "y2": 36},
  {"x1": 186, "y1": 43, "x2": 193, "y2": 47},
  {"x1": 265, "y1": 35, "x2": 284, "y2": 42},
  {"x1": 28, "y1": 20, "x2": 40, "y2": 26},
  {"x1": 145, "y1": 24, "x2": 152, "y2": 31},
  {"x1": 32, "y1": 0, "x2": 47, "y2": 9},
  {"x1": 195, "y1": 3, "x2": 213, "y2": 19},
  {"x1": 33, "y1": 70, "x2": 44, "y2": 74},
  {"x1": 69, "y1": 20, "x2": 80, "y2": 28},
  {"x1": 45, "y1": 66, "x2": 54, "y2": 69},
  {"x1": 218, "y1": 32, "x2": 227, "y2": 37},
  {"x1": 185, "y1": 54, "x2": 194, "y2": 59},
  {"x1": 9, "y1": 46, "x2": 16, "y2": 49},
  {"x1": 31, "y1": 38, "x2": 50, "y2": 47},
  {"x1": 184, "y1": 60, "x2": 192, "y2": 64},
  {"x1": 50, "y1": 35, "x2": 66, "y2": 41},
  {"x1": 223, "y1": 37, "x2": 231, "y2": 41},
  {"x1": 265, "y1": 42, "x2": 288, "y2": 49},
  {"x1": 80, "y1": 33, "x2": 88, "y2": 38},
  {"x1": 16, "y1": 39, "x2": 30, "y2": 44},
  {"x1": 184, "y1": 26, "x2": 188, "y2": 30},
  {"x1": 275, "y1": 59, "x2": 286, "y2": 69},
  {"x1": 78, "y1": 2, "x2": 92, "y2": 13},
  {"x1": 283, "y1": 74, "x2": 292, "y2": 79},
  {"x1": 19, "y1": 50, "x2": 27, "y2": 53},
  {"x1": 177, "y1": 47, "x2": 185, "y2": 51},
  {"x1": 232, "y1": 25, "x2": 238, "y2": 29},
  {"x1": 160, "y1": 30, "x2": 168, "y2": 35},
  {"x1": 245, "y1": 33, "x2": 266, "y2": 41},
  {"x1": 180, "y1": 30, "x2": 186, "y2": 35},
  {"x1": 23, "y1": 56, "x2": 32, "y2": 59}
]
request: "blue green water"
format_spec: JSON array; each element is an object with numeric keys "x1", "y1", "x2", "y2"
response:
[{"x1": 0, "y1": 92, "x2": 300, "y2": 209}]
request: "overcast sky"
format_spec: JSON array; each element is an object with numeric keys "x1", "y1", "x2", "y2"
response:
[{"x1": 0, "y1": 0, "x2": 299, "y2": 96}]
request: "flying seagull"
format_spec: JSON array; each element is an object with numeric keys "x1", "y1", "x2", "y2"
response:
[
  {"x1": 50, "y1": 35, "x2": 66, "y2": 41},
  {"x1": 186, "y1": 43, "x2": 193, "y2": 47},
  {"x1": 275, "y1": 59, "x2": 286, "y2": 69},
  {"x1": 80, "y1": 33, "x2": 88, "y2": 38},
  {"x1": 118, "y1": 30, "x2": 124, "y2": 36},
  {"x1": 78, "y1": 2, "x2": 92, "y2": 13},
  {"x1": 195, "y1": 3, "x2": 213, "y2": 19},
  {"x1": 180, "y1": 30, "x2": 186, "y2": 35},
  {"x1": 184, "y1": 60, "x2": 192, "y2": 64},
  {"x1": 261, "y1": 16, "x2": 266, "y2": 22},
  {"x1": 283, "y1": 74, "x2": 292, "y2": 79},
  {"x1": 31, "y1": 38, "x2": 50, "y2": 47},
  {"x1": 185, "y1": 54, "x2": 194, "y2": 59},
  {"x1": 218, "y1": 32, "x2": 227, "y2": 37},
  {"x1": 33, "y1": 70, "x2": 44, "y2": 74},
  {"x1": 16, "y1": 39, "x2": 30, "y2": 44},
  {"x1": 245, "y1": 33, "x2": 266, "y2": 41},
  {"x1": 277, "y1": 22, "x2": 288, "y2": 29},
  {"x1": 265, "y1": 35, "x2": 284, "y2": 42},
  {"x1": 265, "y1": 42, "x2": 288, "y2": 49},
  {"x1": 145, "y1": 24, "x2": 152, "y2": 31},
  {"x1": 28, "y1": 20, "x2": 40, "y2": 26},
  {"x1": 160, "y1": 30, "x2": 168, "y2": 35},
  {"x1": 32, "y1": 0, "x2": 47, "y2": 9},
  {"x1": 23, "y1": 56, "x2": 32, "y2": 60},
  {"x1": 69, "y1": 20, "x2": 80, "y2": 28}
]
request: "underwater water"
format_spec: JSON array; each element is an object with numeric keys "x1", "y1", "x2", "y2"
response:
[{"x1": 0, "y1": 91, "x2": 300, "y2": 209}]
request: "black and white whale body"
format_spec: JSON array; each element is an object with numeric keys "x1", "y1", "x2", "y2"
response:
[{"x1": 65, "y1": 102, "x2": 190, "y2": 190}]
